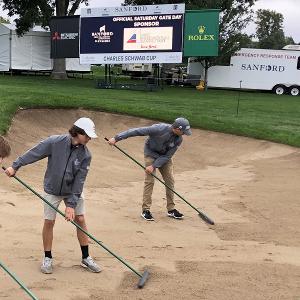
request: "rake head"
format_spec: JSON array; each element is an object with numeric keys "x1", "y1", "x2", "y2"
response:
[
  {"x1": 199, "y1": 212, "x2": 215, "y2": 225},
  {"x1": 137, "y1": 270, "x2": 150, "y2": 288}
]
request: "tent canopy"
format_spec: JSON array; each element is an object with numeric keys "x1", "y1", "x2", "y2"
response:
[{"x1": 0, "y1": 23, "x2": 90, "y2": 72}]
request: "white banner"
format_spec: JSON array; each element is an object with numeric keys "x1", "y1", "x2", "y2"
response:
[
  {"x1": 80, "y1": 52, "x2": 183, "y2": 64},
  {"x1": 81, "y1": 4, "x2": 185, "y2": 17},
  {"x1": 123, "y1": 27, "x2": 173, "y2": 51}
]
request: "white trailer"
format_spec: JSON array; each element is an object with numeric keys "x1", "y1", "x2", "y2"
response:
[
  {"x1": 122, "y1": 63, "x2": 152, "y2": 76},
  {"x1": 188, "y1": 48, "x2": 300, "y2": 96}
]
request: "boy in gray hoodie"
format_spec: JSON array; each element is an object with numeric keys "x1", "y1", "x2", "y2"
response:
[
  {"x1": 5, "y1": 118, "x2": 101, "y2": 274},
  {"x1": 109, "y1": 117, "x2": 192, "y2": 221}
]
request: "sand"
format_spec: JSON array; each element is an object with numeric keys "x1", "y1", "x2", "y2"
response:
[{"x1": 0, "y1": 109, "x2": 299, "y2": 300}]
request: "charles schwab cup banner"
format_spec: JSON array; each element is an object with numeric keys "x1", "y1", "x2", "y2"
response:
[
  {"x1": 183, "y1": 10, "x2": 219, "y2": 57},
  {"x1": 50, "y1": 16, "x2": 80, "y2": 58},
  {"x1": 80, "y1": 4, "x2": 185, "y2": 64}
]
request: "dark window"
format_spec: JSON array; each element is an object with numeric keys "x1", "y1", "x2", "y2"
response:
[{"x1": 297, "y1": 56, "x2": 300, "y2": 70}]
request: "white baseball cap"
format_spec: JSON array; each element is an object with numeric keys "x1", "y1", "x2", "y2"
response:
[{"x1": 74, "y1": 117, "x2": 98, "y2": 138}]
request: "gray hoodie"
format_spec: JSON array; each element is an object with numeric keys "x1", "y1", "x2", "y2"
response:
[
  {"x1": 115, "y1": 123, "x2": 182, "y2": 168},
  {"x1": 12, "y1": 134, "x2": 91, "y2": 208}
]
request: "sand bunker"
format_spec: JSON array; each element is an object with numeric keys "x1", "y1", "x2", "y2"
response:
[{"x1": 0, "y1": 109, "x2": 299, "y2": 299}]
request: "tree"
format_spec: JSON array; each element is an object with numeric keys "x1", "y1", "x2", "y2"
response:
[
  {"x1": 238, "y1": 33, "x2": 257, "y2": 48},
  {"x1": 255, "y1": 9, "x2": 286, "y2": 50},
  {"x1": 124, "y1": 0, "x2": 257, "y2": 89},
  {"x1": 1, "y1": 0, "x2": 89, "y2": 79},
  {"x1": 0, "y1": 15, "x2": 10, "y2": 23},
  {"x1": 284, "y1": 36, "x2": 295, "y2": 46}
]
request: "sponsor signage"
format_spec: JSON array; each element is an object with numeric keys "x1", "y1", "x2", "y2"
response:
[
  {"x1": 241, "y1": 64, "x2": 285, "y2": 72},
  {"x1": 50, "y1": 16, "x2": 80, "y2": 58},
  {"x1": 81, "y1": 4, "x2": 184, "y2": 17},
  {"x1": 183, "y1": 10, "x2": 219, "y2": 57},
  {"x1": 80, "y1": 4, "x2": 185, "y2": 64}
]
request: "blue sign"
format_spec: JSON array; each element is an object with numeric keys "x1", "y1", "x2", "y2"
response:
[{"x1": 80, "y1": 5, "x2": 185, "y2": 64}]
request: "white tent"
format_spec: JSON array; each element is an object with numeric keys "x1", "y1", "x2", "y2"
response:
[{"x1": 0, "y1": 23, "x2": 90, "y2": 72}]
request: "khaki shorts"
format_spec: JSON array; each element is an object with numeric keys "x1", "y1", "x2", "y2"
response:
[{"x1": 43, "y1": 193, "x2": 85, "y2": 220}]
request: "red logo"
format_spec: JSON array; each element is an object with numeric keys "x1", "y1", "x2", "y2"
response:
[
  {"x1": 127, "y1": 34, "x2": 136, "y2": 43},
  {"x1": 52, "y1": 32, "x2": 61, "y2": 40}
]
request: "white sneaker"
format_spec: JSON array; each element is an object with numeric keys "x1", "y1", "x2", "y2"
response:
[
  {"x1": 81, "y1": 256, "x2": 101, "y2": 273},
  {"x1": 41, "y1": 257, "x2": 53, "y2": 274}
]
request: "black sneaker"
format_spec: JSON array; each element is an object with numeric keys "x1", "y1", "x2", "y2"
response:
[
  {"x1": 141, "y1": 210, "x2": 154, "y2": 221},
  {"x1": 167, "y1": 209, "x2": 184, "y2": 219}
]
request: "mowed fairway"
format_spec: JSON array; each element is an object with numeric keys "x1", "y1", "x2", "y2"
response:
[
  {"x1": 1, "y1": 75, "x2": 300, "y2": 146},
  {"x1": 0, "y1": 76, "x2": 300, "y2": 299}
]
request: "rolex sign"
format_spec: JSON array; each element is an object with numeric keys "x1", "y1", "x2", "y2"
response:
[{"x1": 183, "y1": 10, "x2": 220, "y2": 57}]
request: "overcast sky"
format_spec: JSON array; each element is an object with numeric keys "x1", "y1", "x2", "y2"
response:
[{"x1": 1, "y1": 0, "x2": 299, "y2": 43}]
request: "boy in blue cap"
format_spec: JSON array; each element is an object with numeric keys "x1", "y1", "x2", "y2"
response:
[{"x1": 109, "y1": 117, "x2": 192, "y2": 221}]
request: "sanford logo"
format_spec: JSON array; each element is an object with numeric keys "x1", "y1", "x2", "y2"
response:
[
  {"x1": 188, "y1": 24, "x2": 215, "y2": 41},
  {"x1": 92, "y1": 25, "x2": 113, "y2": 43},
  {"x1": 114, "y1": 6, "x2": 147, "y2": 13},
  {"x1": 241, "y1": 64, "x2": 285, "y2": 72}
]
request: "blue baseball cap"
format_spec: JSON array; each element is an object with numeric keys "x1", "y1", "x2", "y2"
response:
[{"x1": 173, "y1": 118, "x2": 192, "y2": 136}]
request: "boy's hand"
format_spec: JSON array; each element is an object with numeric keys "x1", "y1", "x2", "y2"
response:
[
  {"x1": 5, "y1": 167, "x2": 16, "y2": 177},
  {"x1": 108, "y1": 137, "x2": 116, "y2": 145},
  {"x1": 65, "y1": 207, "x2": 75, "y2": 221},
  {"x1": 145, "y1": 165, "x2": 155, "y2": 174}
]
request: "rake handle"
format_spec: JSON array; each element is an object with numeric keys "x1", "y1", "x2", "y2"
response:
[{"x1": 0, "y1": 260, "x2": 39, "y2": 300}]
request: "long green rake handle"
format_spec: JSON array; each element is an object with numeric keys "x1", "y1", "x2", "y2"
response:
[
  {"x1": 1, "y1": 167, "x2": 149, "y2": 288},
  {"x1": 0, "y1": 259, "x2": 39, "y2": 300},
  {"x1": 105, "y1": 137, "x2": 215, "y2": 225}
]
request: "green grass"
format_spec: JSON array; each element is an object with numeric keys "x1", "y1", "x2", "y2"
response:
[{"x1": 1, "y1": 75, "x2": 300, "y2": 147}]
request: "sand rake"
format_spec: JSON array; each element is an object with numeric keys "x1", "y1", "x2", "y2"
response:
[
  {"x1": 105, "y1": 137, "x2": 215, "y2": 225},
  {"x1": 1, "y1": 167, "x2": 149, "y2": 288},
  {"x1": 0, "y1": 259, "x2": 39, "y2": 299}
]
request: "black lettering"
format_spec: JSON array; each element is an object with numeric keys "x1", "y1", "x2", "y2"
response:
[{"x1": 246, "y1": 64, "x2": 252, "y2": 71}]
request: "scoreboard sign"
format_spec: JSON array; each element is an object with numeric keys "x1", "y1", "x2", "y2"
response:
[{"x1": 80, "y1": 4, "x2": 185, "y2": 64}]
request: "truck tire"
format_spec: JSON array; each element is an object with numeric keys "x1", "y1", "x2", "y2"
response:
[
  {"x1": 272, "y1": 85, "x2": 286, "y2": 95},
  {"x1": 289, "y1": 86, "x2": 300, "y2": 96}
]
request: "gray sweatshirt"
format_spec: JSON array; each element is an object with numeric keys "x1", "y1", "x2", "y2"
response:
[
  {"x1": 12, "y1": 134, "x2": 91, "y2": 208},
  {"x1": 115, "y1": 123, "x2": 182, "y2": 168}
]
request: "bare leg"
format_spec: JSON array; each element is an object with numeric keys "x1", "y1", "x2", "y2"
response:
[
  {"x1": 42, "y1": 219, "x2": 55, "y2": 251},
  {"x1": 74, "y1": 215, "x2": 89, "y2": 246}
]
